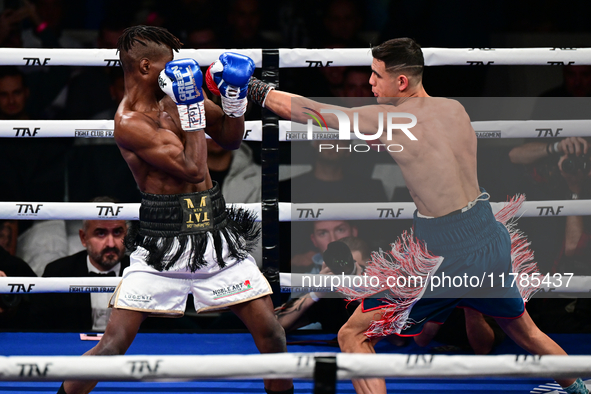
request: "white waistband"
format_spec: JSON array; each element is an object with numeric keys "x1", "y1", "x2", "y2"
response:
[{"x1": 416, "y1": 191, "x2": 490, "y2": 219}]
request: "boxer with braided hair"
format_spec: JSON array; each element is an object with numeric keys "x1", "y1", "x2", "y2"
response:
[{"x1": 56, "y1": 25, "x2": 293, "y2": 394}]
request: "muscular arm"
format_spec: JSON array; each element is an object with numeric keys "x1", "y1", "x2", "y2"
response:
[
  {"x1": 204, "y1": 98, "x2": 244, "y2": 150},
  {"x1": 263, "y1": 90, "x2": 300, "y2": 121},
  {"x1": 115, "y1": 112, "x2": 207, "y2": 184},
  {"x1": 264, "y1": 90, "x2": 395, "y2": 142}
]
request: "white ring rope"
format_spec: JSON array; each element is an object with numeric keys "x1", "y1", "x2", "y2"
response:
[
  {"x1": 0, "y1": 119, "x2": 264, "y2": 141},
  {"x1": 0, "y1": 202, "x2": 258, "y2": 221},
  {"x1": 0, "y1": 48, "x2": 263, "y2": 68},
  {"x1": 0, "y1": 353, "x2": 589, "y2": 381},
  {"x1": 0, "y1": 200, "x2": 588, "y2": 221},
  {"x1": 2, "y1": 47, "x2": 591, "y2": 67},
  {"x1": 0, "y1": 119, "x2": 589, "y2": 140},
  {"x1": 285, "y1": 200, "x2": 591, "y2": 221},
  {"x1": 1, "y1": 274, "x2": 589, "y2": 294},
  {"x1": 279, "y1": 273, "x2": 591, "y2": 294}
]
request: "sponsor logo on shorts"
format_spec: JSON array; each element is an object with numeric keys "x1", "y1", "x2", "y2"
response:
[
  {"x1": 212, "y1": 280, "x2": 253, "y2": 300},
  {"x1": 183, "y1": 196, "x2": 212, "y2": 230},
  {"x1": 124, "y1": 294, "x2": 153, "y2": 302}
]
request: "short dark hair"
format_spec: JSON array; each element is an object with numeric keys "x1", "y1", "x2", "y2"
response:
[
  {"x1": 371, "y1": 38, "x2": 424, "y2": 80},
  {"x1": 117, "y1": 25, "x2": 182, "y2": 72},
  {"x1": 0, "y1": 66, "x2": 25, "y2": 84}
]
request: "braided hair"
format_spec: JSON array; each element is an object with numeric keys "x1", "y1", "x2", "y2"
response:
[
  {"x1": 117, "y1": 25, "x2": 182, "y2": 72},
  {"x1": 117, "y1": 25, "x2": 182, "y2": 53}
]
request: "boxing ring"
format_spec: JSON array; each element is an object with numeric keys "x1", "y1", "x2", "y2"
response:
[{"x1": 1, "y1": 47, "x2": 591, "y2": 393}]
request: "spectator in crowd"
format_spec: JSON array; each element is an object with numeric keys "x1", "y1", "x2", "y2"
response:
[
  {"x1": 276, "y1": 237, "x2": 367, "y2": 333},
  {"x1": 20, "y1": 0, "x2": 82, "y2": 48},
  {"x1": 0, "y1": 221, "x2": 13, "y2": 252},
  {"x1": 207, "y1": 138, "x2": 263, "y2": 267},
  {"x1": 0, "y1": 2, "x2": 28, "y2": 48},
  {"x1": 0, "y1": 66, "x2": 67, "y2": 203},
  {"x1": 0, "y1": 220, "x2": 37, "y2": 329},
  {"x1": 297, "y1": 0, "x2": 366, "y2": 97},
  {"x1": 509, "y1": 137, "x2": 591, "y2": 332},
  {"x1": 36, "y1": 210, "x2": 129, "y2": 331},
  {"x1": 342, "y1": 67, "x2": 374, "y2": 98},
  {"x1": 0, "y1": 66, "x2": 28, "y2": 120},
  {"x1": 63, "y1": 17, "x2": 127, "y2": 120},
  {"x1": 16, "y1": 219, "x2": 84, "y2": 276},
  {"x1": 292, "y1": 220, "x2": 358, "y2": 274},
  {"x1": 0, "y1": 0, "x2": 74, "y2": 119},
  {"x1": 540, "y1": 65, "x2": 591, "y2": 98},
  {"x1": 279, "y1": 138, "x2": 387, "y2": 273},
  {"x1": 280, "y1": 140, "x2": 387, "y2": 203},
  {"x1": 90, "y1": 67, "x2": 125, "y2": 122},
  {"x1": 185, "y1": 22, "x2": 221, "y2": 49},
  {"x1": 317, "y1": 0, "x2": 365, "y2": 49},
  {"x1": 508, "y1": 137, "x2": 588, "y2": 272},
  {"x1": 553, "y1": 149, "x2": 591, "y2": 275},
  {"x1": 222, "y1": 0, "x2": 276, "y2": 49}
]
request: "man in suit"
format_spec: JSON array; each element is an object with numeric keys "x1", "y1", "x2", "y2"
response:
[{"x1": 38, "y1": 218, "x2": 129, "y2": 331}]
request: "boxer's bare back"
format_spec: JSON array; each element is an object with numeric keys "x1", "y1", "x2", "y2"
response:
[{"x1": 266, "y1": 78, "x2": 479, "y2": 218}]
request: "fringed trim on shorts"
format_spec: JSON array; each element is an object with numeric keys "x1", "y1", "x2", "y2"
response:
[
  {"x1": 341, "y1": 194, "x2": 540, "y2": 338},
  {"x1": 126, "y1": 206, "x2": 259, "y2": 272},
  {"x1": 494, "y1": 194, "x2": 540, "y2": 302},
  {"x1": 126, "y1": 184, "x2": 260, "y2": 272},
  {"x1": 338, "y1": 230, "x2": 444, "y2": 338}
]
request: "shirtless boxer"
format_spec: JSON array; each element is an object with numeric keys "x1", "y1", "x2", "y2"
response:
[
  {"x1": 246, "y1": 37, "x2": 588, "y2": 394},
  {"x1": 57, "y1": 25, "x2": 293, "y2": 394}
]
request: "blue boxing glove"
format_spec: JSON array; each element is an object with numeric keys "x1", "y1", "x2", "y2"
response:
[
  {"x1": 205, "y1": 52, "x2": 255, "y2": 118},
  {"x1": 158, "y1": 58, "x2": 206, "y2": 131}
]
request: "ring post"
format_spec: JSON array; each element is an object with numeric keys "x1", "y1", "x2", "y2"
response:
[
  {"x1": 313, "y1": 356, "x2": 337, "y2": 394},
  {"x1": 261, "y1": 48, "x2": 281, "y2": 304}
]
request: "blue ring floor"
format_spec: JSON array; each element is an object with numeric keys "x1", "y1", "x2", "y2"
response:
[{"x1": 1, "y1": 332, "x2": 589, "y2": 393}]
